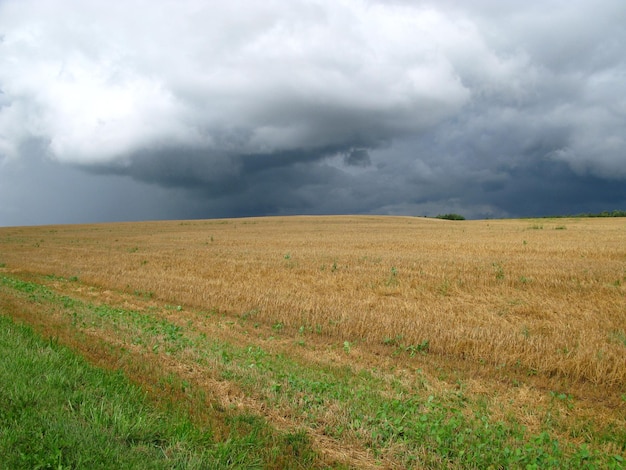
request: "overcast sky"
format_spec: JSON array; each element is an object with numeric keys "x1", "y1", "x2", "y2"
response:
[{"x1": 1, "y1": 0, "x2": 625, "y2": 226}]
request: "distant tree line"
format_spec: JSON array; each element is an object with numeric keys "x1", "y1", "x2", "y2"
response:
[
  {"x1": 542, "y1": 210, "x2": 626, "y2": 219},
  {"x1": 425, "y1": 210, "x2": 625, "y2": 221}
]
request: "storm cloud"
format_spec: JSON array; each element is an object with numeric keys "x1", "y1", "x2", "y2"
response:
[{"x1": 0, "y1": 0, "x2": 625, "y2": 225}]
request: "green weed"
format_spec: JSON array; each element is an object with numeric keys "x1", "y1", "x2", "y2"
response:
[
  {"x1": 404, "y1": 340, "x2": 430, "y2": 356},
  {"x1": 609, "y1": 330, "x2": 626, "y2": 347},
  {"x1": 493, "y1": 262, "x2": 505, "y2": 280}
]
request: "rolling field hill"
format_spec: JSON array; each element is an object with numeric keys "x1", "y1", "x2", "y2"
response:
[{"x1": 1, "y1": 216, "x2": 624, "y2": 468}]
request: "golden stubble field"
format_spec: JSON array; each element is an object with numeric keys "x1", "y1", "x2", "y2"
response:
[{"x1": 1, "y1": 215, "x2": 624, "y2": 391}]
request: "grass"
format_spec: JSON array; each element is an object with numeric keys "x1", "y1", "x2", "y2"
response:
[
  {"x1": 0, "y1": 215, "x2": 625, "y2": 467},
  {"x1": 0, "y1": 302, "x2": 323, "y2": 468},
  {"x1": 0, "y1": 316, "x2": 216, "y2": 467}
]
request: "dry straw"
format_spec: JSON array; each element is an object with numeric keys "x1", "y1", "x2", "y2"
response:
[{"x1": 1, "y1": 215, "x2": 624, "y2": 388}]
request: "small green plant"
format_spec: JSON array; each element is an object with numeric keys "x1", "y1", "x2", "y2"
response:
[
  {"x1": 241, "y1": 308, "x2": 259, "y2": 320},
  {"x1": 438, "y1": 278, "x2": 450, "y2": 296},
  {"x1": 405, "y1": 340, "x2": 430, "y2": 356},
  {"x1": 383, "y1": 335, "x2": 403, "y2": 346},
  {"x1": 609, "y1": 330, "x2": 626, "y2": 347},
  {"x1": 386, "y1": 266, "x2": 399, "y2": 286},
  {"x1": 343, "y1": 341, "x2": 351, "y2": 354},
  {"x1": 133, "y1": 289, "x2": 154, "y2": 299},
  {"x1": 550, "y1": 391, "x2": 575, "y2": 410},
  {"x1": 493, "y1": 262, "x2": 505, "y2": 280}
]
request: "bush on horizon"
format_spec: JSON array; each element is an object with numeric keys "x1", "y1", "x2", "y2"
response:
[{"x1": 435, "y1": 213, "x2": 466, "y2": 220}]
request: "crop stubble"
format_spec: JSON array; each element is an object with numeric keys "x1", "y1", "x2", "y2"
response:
[{"x1": 1, "y1": 215, "x2": 624, "y2": 389}]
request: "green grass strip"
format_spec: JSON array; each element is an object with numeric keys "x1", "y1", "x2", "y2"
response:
[
  {"x1": 0, "y1": 311, "x2": 319, "y2": 469},
  {"x1": 209, "y1": 341, "x2": 625, "y2": 469}
]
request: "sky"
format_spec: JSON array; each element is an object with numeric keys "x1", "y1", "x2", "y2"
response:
[{"x1": 1, "y1": 0, "x2": 625, "y2": 226}]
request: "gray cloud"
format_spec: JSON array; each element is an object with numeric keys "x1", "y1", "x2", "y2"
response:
[
  {"x1": 0, "y1": 0, "x2": 625, "y2": 225},
  {"x1": 0, "y1": 142, "x2": 200, "y2": 226},
  {"x1": 344, "y1": 149, "x2": 372, "y2": 168}
]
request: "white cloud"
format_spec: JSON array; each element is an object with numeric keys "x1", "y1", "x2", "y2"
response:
[{"x1": 0, "y1": 0, "x2": 477, "y2": 164}]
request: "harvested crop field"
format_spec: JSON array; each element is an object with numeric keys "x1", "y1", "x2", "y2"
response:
[{"x1": 1, "y1": 216, "x2": 625, "y2": 468}]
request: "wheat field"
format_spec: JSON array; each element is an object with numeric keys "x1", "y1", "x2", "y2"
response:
[{"x1": 1, "y1": 215, "x2": 624, "y2": 390}]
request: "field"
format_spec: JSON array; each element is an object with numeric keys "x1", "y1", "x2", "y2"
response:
[{"x1": 0, "y1": 215, "x2": 624, "y2": 468}]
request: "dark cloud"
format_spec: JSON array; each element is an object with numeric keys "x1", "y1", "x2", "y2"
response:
[
  {"x1": 343, "y1": 149, "x2": 372, "y2": 168},
  {"x1": 0, "y1": 143, "x2": 201, "y2": 226},
  {"x1": 0, "y1": 0, "x2": 624, "y2": 226}
]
